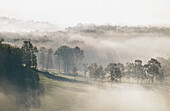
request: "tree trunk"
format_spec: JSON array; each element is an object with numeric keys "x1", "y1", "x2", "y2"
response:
[
  {"x1": 152, "y1": 73, "x2": 154, "y2": 83},
  {"x1": 58, "y1": 62, "x2": 60, "y2": 73},
  {"x1": 101, "y1": 79, "x2": 103, "y2": 85},
  {"x1": 46, "y1": 57, "x2": 50, "y2": 71},
  {"x1": 46, "y1": 62, "x2": 48, "y2": 71},
  {"x1": 151, "y1": 78, "x2": 153, "y2": 83}
]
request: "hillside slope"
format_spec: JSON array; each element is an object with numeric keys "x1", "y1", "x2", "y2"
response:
[{"x1": 30, "y1": 70, "x2": 170, "y2": 111}]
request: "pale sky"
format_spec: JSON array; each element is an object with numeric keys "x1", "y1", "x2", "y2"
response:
[{"x1": 0, "y1": 0, "x2": 170, "y2": 27}]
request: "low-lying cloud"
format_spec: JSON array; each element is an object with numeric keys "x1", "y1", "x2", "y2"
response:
[{"x1": 70, "y1": 84, "x2": 170, "y2": 111}]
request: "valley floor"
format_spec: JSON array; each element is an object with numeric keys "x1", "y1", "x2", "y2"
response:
[{"x1": 30, "y1": 70, "x2": 170, "y2": 111}]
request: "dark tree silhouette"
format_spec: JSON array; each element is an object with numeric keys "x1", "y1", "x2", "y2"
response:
[
  {"x1": 21, "y1": 40, "x2": 38, "y2": 69},
  {"x1": 146, "y1": 58, "x2": 161, "y2": 83},
  {"x1": 0, "y1": 39, "x2": 42, "y2": 110},
  {"x1": 54, "y1": 45, "x2": 84, "y2": 73},
  {"x1": 134, "y1": 59, "x2": 144, "y2": 83},
  {"x1": 54, "y1": 46, "x2": 73, "y2": 72}
]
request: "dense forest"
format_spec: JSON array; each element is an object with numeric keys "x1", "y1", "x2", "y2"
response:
[{"x1": 0, "y1": 39, "x2": 42, "y2": 110}]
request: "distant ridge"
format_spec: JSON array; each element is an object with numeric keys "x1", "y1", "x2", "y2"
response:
[
  {"x1": 0, "y1": 17, "x2": 59, "y2": 32},
  {"x1": 66, "y1": 23, "x2": 170, "y2": 34}
]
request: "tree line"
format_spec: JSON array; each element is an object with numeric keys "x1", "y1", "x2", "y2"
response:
[
  {"x1": 1, "y1": 37, "x2": 164, "y2": 85},
  {"x1": 0, "y1": 39, "x2": 42, "y2": 110},
  {"x1": 37, "y1": 43, "x2": 166, "y2": 84},
  {"x1": 38, "y1": 45, "x2": 84, "y2": 73},
  {"x1": 0, "y1": 38, "x2": 167, "y2": 110},
  {"x1": 36, "y1": 43, "x2": 168, "y2": 84},
  {"x1": 87, "y1": 58, "x2": 164, "y2": 84}
]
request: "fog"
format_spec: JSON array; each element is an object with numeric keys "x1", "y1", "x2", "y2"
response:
[
  {"x1": 1, "y1": 0, "x2": 170, "y2": 110},
  {"x1": 0, "y1": 80, "x2": 23, "y2": 111},
  {"x1": 67, "y1": 32, "x2": 170, "y2": 63},
  {"x1": 69, "y1": 84, "x2": 170, "y2": 111},
  {"x1": 0, "y1": 17, "x2": 59, "y2": 32},
  {"x1": 38, "y1": 82, "x2": 170, "y2": 111},
  {"x1": 1, "y1": 80, "x2": 170, "y2": 111},
  {"x1": 0, "y1": 81, "x2": 17, "y2": 111},
  {"x1": 1, "y1": 27, "x2": 170, "y2": 65},
  {"x1": 1, "y1": 25, "x2": 170, "y2": 111},
  {"x1": 0, "y1": 78, "x2": 42, "y2": 111}
]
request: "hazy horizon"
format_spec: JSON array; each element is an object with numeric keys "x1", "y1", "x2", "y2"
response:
[
  {"x1": 1, "y1": 0, "x2": 170, "y2": 28},
  {"x1": 1, "y1": 1, "x2": 170, "y2": 111}
]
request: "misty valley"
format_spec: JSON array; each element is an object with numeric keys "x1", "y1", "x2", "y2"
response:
[{"x1": 0, "y1": 25, "x2": 170, "y2": 111}]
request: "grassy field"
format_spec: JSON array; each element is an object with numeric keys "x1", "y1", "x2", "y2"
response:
[
  {"x1": 30, "y1": 70, "x2": 170, "y2": 111},
  {"x1": 29, "y1": 70, "x2": 90, "y2": 111}
]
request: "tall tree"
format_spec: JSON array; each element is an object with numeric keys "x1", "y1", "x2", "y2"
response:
[
  {"x1": 97, "y1": 65, "x2": 106, "y2": 84},
  {"x1": 46, "y1": 48, "x2": 53, "y2": 71},
  {"x1": 54, "y1": 46, "x2": 73, "y2": 72},
  {"x1": 156, "y1": 57, "x2": 168, "y2": 79},
  {"x1": 147, "y1": 58, "x2": 161, "y2": 83},
  {"x1": 125, "y1": 62, "x2": 134, "y2": 83},
  {"x1": 21, "y1": 40, "x2": 38, "y2": 69},
  {"x1": 54, "y1": 49, "x2": 63, "y2": 72},
  {"x1": 73, "y1": 46, "x2": 84, "y2": 67},
  {"x1": 38, "y1": 47, "x2": 47, "y2": 70},
  {"x1": 134, "y1": 59, "x2": 144, "y2": 83},
  {"x1": 117, "y1": 63, "x2": 124, "y2": 82},
  {"x1": 106, "y1": 63, "x2": 122, "y2": 84},
  {"x1": 87, "y1": 63, "x2": 99, "y2": 82},
  {"x1": 54, "y1": 45, "x2": 84, "y2": 73}
]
